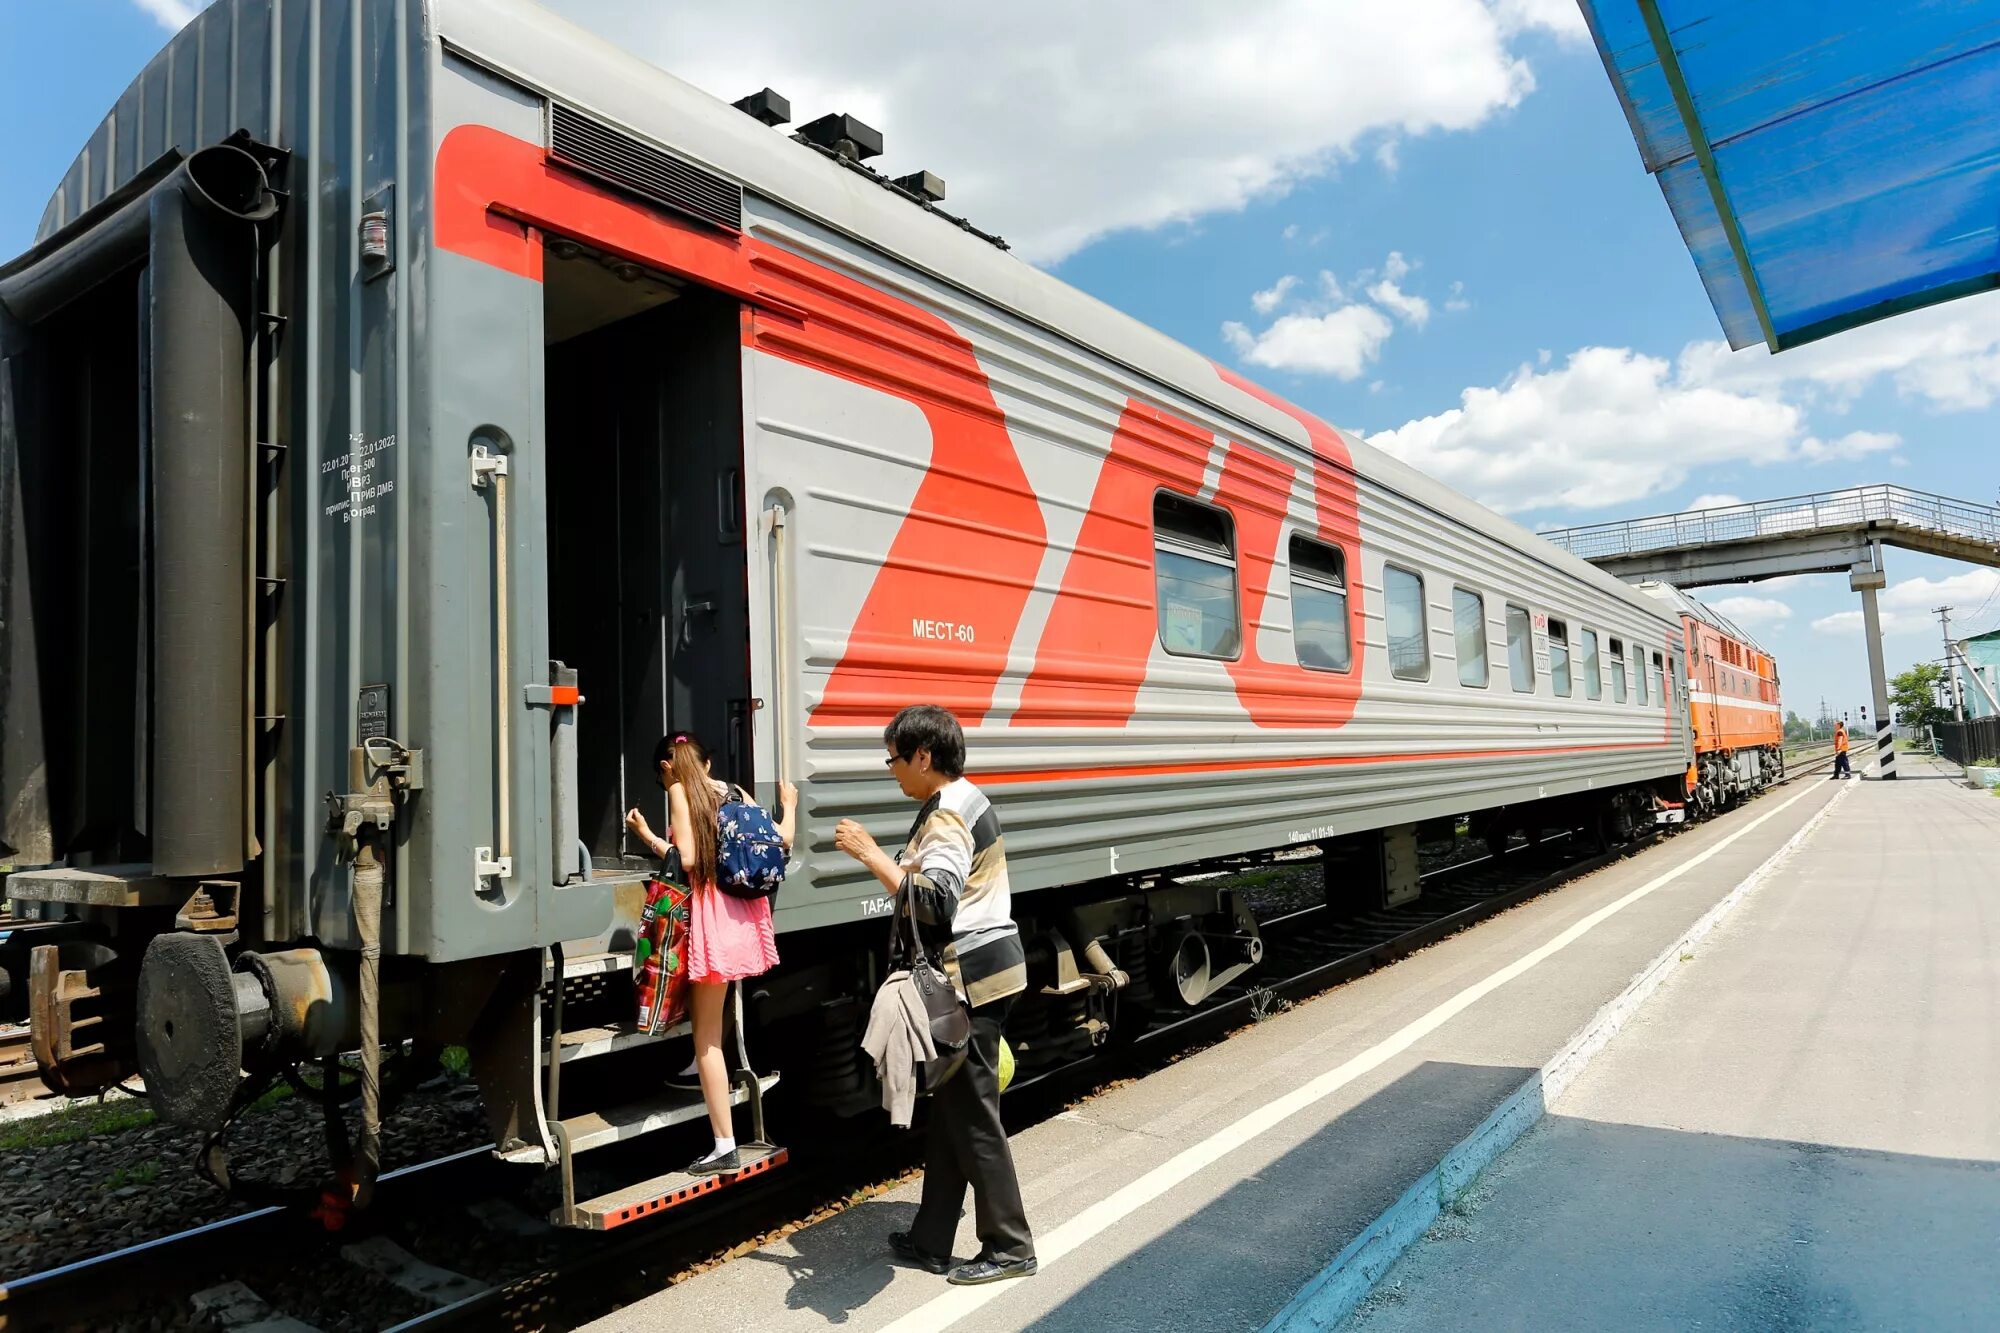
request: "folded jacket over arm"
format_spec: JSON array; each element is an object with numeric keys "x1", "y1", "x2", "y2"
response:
[{"x1": 860, "y1": 968, "x2": 937, "y2": 1128}]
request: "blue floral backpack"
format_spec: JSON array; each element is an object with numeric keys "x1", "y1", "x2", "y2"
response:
[{"x1": 715, "y1": 784, "x2": 788, "y2": 901}]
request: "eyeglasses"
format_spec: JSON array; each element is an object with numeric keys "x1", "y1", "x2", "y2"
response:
[{"x1": 884, "y1": 752, "x2": 907, "y2": 769}]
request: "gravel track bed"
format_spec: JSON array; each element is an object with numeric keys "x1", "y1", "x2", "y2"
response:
[{"x1": 0, "y1": 1074, "x2": 491, "y2": 1285}]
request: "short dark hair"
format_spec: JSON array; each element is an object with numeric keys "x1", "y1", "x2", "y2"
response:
[{"x1": 884, "y1": 704, "x2": 965, "y2": 778}]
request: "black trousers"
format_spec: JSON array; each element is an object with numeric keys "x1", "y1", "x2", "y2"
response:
[
  {"x1": 909, "y1": 994, "x2": 1035, "y2": 1264},
  {"x1": 1834, "y1": 750, "x2": 1851, "y2": 777}
]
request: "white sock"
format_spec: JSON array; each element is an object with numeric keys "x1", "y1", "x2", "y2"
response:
[
  {"x1": 705, "y1": 1136, "x2": 735, "y2": 1160},
  {"x1": 678, "y1": 1058, "x2": 697, "y2": 1077}
]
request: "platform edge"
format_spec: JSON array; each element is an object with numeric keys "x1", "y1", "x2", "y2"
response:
[{"x1": 1261, "y1": 779, "x2": 1857, "y2": 1333}]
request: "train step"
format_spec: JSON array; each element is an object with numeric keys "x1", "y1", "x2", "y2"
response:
[
  {"x1": 556, "y1": 1018, "x2": 690, "y2": 1063},
  {"x1": 563, "y1": 1141, "x2": 789, "y2": 1230},
  {"x1": 558, "y1": 949, "x2": 634, "y2": 981},
  {"x1": 502, "y1": 1073, "x2": 780, "y2": 1163}
]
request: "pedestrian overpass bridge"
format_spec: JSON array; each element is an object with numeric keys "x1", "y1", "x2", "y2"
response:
[
  {"x1": 1541, "y1": 485, "x2": 2000, "y2": 781},
  {"x1": 1540, "y1": 485, "x2": 2000, "y2": 587}
]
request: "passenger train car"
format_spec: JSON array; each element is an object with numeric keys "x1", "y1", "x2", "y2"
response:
[
  {"x1": 1639, "y1": 582, "x2": 1786, "y2": 810},
  {"x1": 0, "y1": 0, "x2": 1739, "y2": 1224}
]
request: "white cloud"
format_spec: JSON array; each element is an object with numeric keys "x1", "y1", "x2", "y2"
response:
[
  {"x1": 131, "y1": 0, "x2": 198, "y2": 30},
  {"x1": 1223, "y1": 306, "x2": 1396, "y2": 379},
  {"x1": 1367, "y1": 279, "x2": 1432, "y2": 328},
  {"x1": 1445, "y1": 280, "x2": 1471, "y2": 313},
  {"x1": 1684, "y1": 494, "x2": 1745, "y2": 511},
  {"x1": 1812, "y1": 610, "x2": 1868, "y2": 635},
  {"x1": 1491, "y1": 0, "x2": 1593, "y2": 42},
  {"x1": 1882, "y1": 568, "x2": 2000, "y2": 615},
  {"x1": 1251, "y1": 275, "x2": 1300, "y2": 316},
  {"x1": 1708, "y1": 596, "x2": 1793, "y2": 626},
  {"x1": 555, "y1": 0, "x2": 1552, "y2": 262},
  {"x1": 1797, "y1": 430, "x2": 1901, "y2": 464},
  {"x1": 1677, "y1": 291, "x2": 2000, "y2": 413},
  {"x1": 1810, "y1": 568, "x2": 2000, "y2": 638},
  {"x1": 1230, "y1": 252, "x2": 1444, "y2": 373},
  {"x1": 1367, "y1": 346, "x2": 1800, "y2": 513}
]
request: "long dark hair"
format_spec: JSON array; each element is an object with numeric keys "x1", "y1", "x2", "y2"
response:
[{"x1": 655, "y1": 732, "x2": 718, "y2": 885}]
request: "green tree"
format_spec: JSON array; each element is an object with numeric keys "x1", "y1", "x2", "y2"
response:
[
  {"x1": 1890, "y1": 662, "x2": 1949, "y2": 733},
  {"x1": 1783, "y1": 709, "x2": 1813, "y2": 745}
]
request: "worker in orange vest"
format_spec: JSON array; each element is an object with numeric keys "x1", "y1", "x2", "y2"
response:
[{"x1": 1832, "y1": 719, "x2": 1851, "y2": 779}]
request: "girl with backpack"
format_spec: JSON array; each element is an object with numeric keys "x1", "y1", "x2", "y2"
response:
[{"x1": 625, "y1": 732, "x2": 795, "y2": 1175}]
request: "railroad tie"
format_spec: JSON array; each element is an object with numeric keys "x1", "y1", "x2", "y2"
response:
[
  {"x1": 189, "y1": 1280, "x2": 324, "y2": 1333},
  {"x1": 340, "y1": 1235, "x2": 491, "y2": 1308},
  {"x1": 466, "y1": 1195, "x2": 554, "y2": 1237}
]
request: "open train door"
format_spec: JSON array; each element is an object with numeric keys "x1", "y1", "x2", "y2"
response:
[{"x1": 474, "y1": 237, "x2": 784, "y2": 1228}]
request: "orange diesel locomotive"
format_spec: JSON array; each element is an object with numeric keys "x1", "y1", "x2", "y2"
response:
[{"x1": 1640, "y1": 582, "x2": 1783, "y2": 811}]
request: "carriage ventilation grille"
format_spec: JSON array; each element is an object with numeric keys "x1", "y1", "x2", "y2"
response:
[{"x1": 549, "y1": 104, "x2": 742, "y2": 233}]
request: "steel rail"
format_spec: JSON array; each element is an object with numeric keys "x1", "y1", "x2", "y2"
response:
[{"x1": 0, "y1": 1146, "x2": 502, "y2": 1331}]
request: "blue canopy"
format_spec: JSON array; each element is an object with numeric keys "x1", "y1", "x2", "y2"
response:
[{"x1": 1579, "y1": 0, "x2": 2000, "y2": 351}]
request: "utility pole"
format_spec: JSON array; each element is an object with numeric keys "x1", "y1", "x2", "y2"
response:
[{"x1": 1935, "y1": 606, "x2": 1962, "y2": 722}]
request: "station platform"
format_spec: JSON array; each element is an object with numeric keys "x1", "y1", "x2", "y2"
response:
[
  {"x1": 582, "y1": 758, "x2": 1941, "y2": 1333},
  {"x1": 1347, "y1": 751, "x2": 2000, "y2": 1331}
]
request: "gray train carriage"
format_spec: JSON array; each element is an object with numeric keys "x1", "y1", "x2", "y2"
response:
[{"x1": 0, "y1": 0, "x2": 1694, "y2": 1225}]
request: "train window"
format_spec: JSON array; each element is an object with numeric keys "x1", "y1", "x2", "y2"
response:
[
  {"x1": 1581, "y1": 629, "x2": 1602, "y2": 700},
  {"x1": 1154, "y1": 492, "x2": 1241, "y2": 659},
  {"x1": 1636, "y1": 646, "x2": 1650, "y2": 706},
  {"x1": 1609, "y1": 638, "x2": 1627, "y2": 703},
  {"x1": 1506, "y1": 604, "x2": 1535, "y2": 693},
  {"x1": 1653, "y1": 651, "x2": 1666, "y2": 704},
  {"x1": 1548, "y1": 618, "x2": 1572, "y2": 697},
  {"x1": 1288, "y1": 535, "x2": 1352, "y2": 672},
  {"x1": 1385, "y1": 565, "x2": 1430, "y2": 681},
  {"x1": 1454, "y1": 588, "x2": 1488, "y2": 687}
]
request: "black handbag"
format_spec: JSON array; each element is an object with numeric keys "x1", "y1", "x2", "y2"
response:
[{"x1": 890, "y1": 885, "x2": 971, "y2": 1092}]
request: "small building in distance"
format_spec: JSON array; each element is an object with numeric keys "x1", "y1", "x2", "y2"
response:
[{"x1": 1953, "y1": 629, "x2": 2000, "y2": 719}]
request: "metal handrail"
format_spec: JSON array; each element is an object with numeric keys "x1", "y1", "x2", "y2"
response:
[{"x1": 1541, "y1": 484, "x2": 2000, "y2": 561}]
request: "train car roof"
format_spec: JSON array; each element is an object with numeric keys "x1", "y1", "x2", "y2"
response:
[
  {"x1": 1636, "y1": 581, "x2": 1769, "y2": 656},
  {"x1": 27, "y1": 0, "x2": 1677, "y2": 628}
]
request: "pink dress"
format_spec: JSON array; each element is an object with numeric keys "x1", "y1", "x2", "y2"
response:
[{"x1": 685, "y1": 880, "x2": 779, "y2": 984}]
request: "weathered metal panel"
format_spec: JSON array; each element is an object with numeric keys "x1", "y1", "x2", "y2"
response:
[{"x1": 25, "y1": 0, "x2": 436, "y2": 954}]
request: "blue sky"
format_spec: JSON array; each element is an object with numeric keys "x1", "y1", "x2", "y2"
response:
[{"x1": 6, "y1": 0, "x2": 1997, "y2": 724}]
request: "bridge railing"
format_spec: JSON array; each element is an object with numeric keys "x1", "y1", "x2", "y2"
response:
[{"x1": 1543, "y1": 485, "x2": 2000, "y2": 561}]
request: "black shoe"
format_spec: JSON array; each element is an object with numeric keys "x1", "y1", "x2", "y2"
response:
[
  {"x1": 665, "y1": 1069, "x2": 702, "y2": 1091},
  {"x1": 889, "y1": 1231, "x2": 954, "y2": 1275},
  {"x1": 686, "y1": 1148, "x2": 739, "y2": 1176},
  {"x1": 947, "y1": 1256, "x2": 1037, "y2": 1285}
]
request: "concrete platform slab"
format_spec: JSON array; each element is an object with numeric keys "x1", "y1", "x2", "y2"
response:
[
  {"x1": 583, "y1": 771, "x2": 1856, "y2": 1333},
  {"x1": 1346, "y1": 753, "x2": 2000, "y2": 1331}
]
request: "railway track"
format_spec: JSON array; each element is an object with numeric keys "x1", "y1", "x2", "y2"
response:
[{"x1": 0, "y1": 763, "x2": 1841, "y2": 1332}]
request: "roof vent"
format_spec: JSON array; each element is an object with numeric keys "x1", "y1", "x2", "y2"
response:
[
  {"x1": 548, "y1": 103, "x2": 742, "y2": 233},
  {"x1": 733, "y1": 89, "x2": 791, "y2": 127},
  {"x1": 796, "y1": 113, "x2": 883, "y2": 162},
  {"x1": 892, "y1": 170, "x2": 946, "y2": 203}
]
